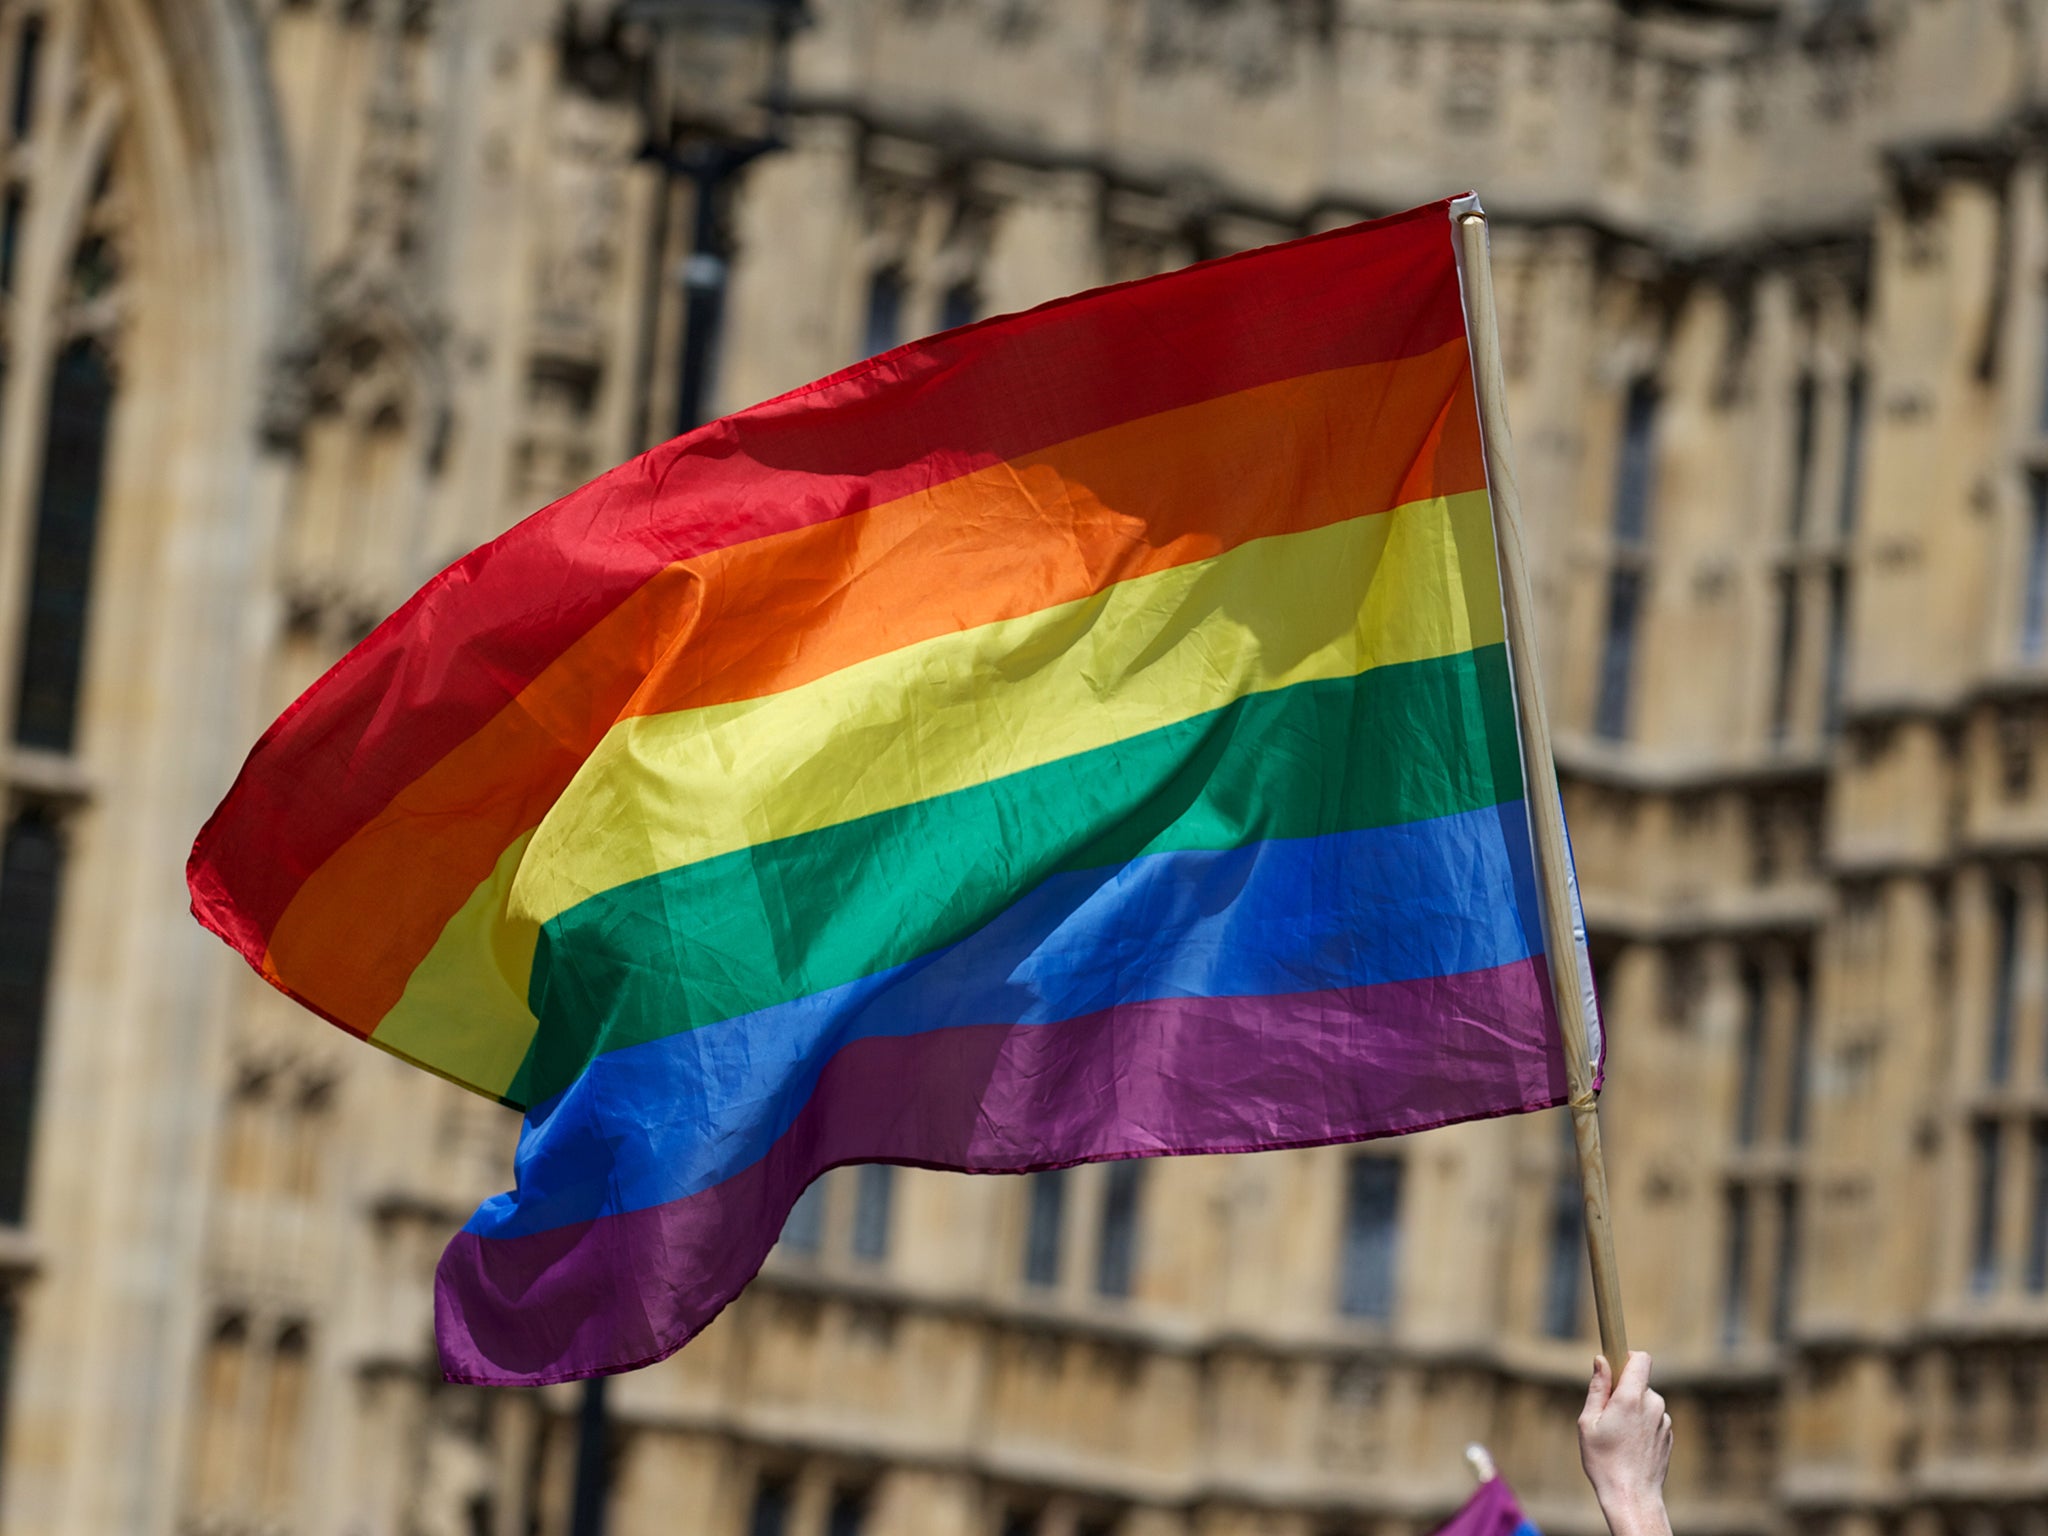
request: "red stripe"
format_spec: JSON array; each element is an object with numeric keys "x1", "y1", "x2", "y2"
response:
[{"x1": 188, "y1": 199, "x2": 1464, "y2": 963}]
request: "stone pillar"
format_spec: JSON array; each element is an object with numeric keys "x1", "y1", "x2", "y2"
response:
[
  {"x1": 611, "y1": 1427, "x2": 733, "y2": 1536},
  {"x1": 868, "y1": 1466, "x2": 981, "y2": 1536},
  {"x1": 721, "y1": 114, "x2": 864, "y2": 412},
  {"x1": 977, "y1": 167, "x2": 1103, "y2": 319},
  {"x1": 2018, "y1": 865, "x2": 2047, "y2": 1083},
  {"x1": 790, "y1": 1462, "x2": 835, "y2": 1536}
]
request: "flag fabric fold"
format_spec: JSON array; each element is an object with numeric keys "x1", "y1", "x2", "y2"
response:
[
  {"x1": 188, "y1": 195, "x2": 1602, "y2": 1386},
  {"x1": 1435, "y1": 1473, "x2": 1542, "y2": 1536}
]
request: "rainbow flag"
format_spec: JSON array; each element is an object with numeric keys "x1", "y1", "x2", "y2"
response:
[
  {"x1": 1438, "y1": 1471, "x2": 1541, "y2": 1536},
  {"x1": 188, "y1": 195, "x2": 1600, "y2": 1385}
]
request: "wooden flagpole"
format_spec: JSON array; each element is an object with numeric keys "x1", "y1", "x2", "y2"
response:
[{"x1": 1454, "y1": 207, "x2": 1631, "y2": 1371}]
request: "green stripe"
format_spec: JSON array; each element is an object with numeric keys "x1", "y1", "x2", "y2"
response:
[{"x1": 516, "y1": 643, "x2": 1522, "y2": 1106}]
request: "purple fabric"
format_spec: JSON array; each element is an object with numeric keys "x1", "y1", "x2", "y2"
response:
[
  {"x1": 1435, "y1": 1478, "x2": 1536, "y2": 1536},
  {"x1": 437, "y1": 956, "x2": 1565, "y2": 1385}
]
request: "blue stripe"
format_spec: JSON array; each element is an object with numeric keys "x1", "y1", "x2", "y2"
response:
[{"x1": 466, "y1": 801, "x2": 1546, "y2": 1238}]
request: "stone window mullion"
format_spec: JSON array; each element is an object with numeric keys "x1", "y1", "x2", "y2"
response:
[{"x1": 788, "y1": 1464, "x2": 835, "y2": 1536}]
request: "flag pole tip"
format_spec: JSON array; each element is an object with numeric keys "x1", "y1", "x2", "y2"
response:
[{"x1": 1465, "y1": 1442, "x2": 1497, "y2": 1485}]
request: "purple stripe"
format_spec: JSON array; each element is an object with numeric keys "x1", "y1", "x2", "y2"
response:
[
  {"x1": 435, "y1": 957, "x2": 1566, "y2": 1385},
  {"x1": 1436, "y1": 1478, "x2": 1533, "y2": 1536}
]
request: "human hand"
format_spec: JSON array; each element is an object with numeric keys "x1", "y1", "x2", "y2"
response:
[{"x1": 1578, "y1": 1351, "x2": 1673, "y2": 1536}]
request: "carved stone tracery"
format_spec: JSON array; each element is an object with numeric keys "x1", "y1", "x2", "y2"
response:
[{"x1": 1135, "y1": 0, "x2": 1331, "y2": 96}]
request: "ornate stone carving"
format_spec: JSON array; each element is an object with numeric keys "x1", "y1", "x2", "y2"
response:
[
  {"x1": 284, "y1": 0, "x2": 449, "y2": 447},
  {"x1": 1136, "y1": 0, "x2": 1330, "y2": 96},
  {"x1": 533, "y1": 97, "x2": 636, "y2": 355},
  {"x1": 1443, "y1": 35, "x2": 1502, "y2": 132},
  {"x1": 897, "y1": 0, "x2": 1048, "y2": 45}
]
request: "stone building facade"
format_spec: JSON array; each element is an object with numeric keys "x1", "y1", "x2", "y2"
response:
[{"x1": 0, "y1": 0, "x2": 2040, "y2": 1533}]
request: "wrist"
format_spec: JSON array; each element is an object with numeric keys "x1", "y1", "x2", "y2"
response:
[{"x1": 1595, "y1": 1488, "x2": 1671, "y2": 1536}]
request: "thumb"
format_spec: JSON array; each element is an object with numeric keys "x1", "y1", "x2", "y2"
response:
[
  {"x1": 1616, "y1": 1350, "x2": 1654, "y2": 1401},
  {"x1": 1583, "y1": 1355, "x2": 1612, "y2": 1416}
]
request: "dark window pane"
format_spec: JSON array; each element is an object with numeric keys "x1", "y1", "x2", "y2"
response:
[
  {"x1": 16, "y1": 339, "x2": 115, "y2": 750},
  {"x1": 749, "y1": 1477, "x2": 793, "y2": 1536},
  {"x1": 1736, "y1": 961, "x2": 1766, "y2": 1147},
  {"x1": 826, "y1": 1490, "x2": 867, "y2": 1536},
  {"x1": 1541, "y1": 1114, "x2": 1584, "y2": 1338},
  {"x1": 0, "y1": 811, "x2": 62, "y2": 1225},
  {"x1": 1973, "y1": 1119, "x2": 2004, "y2": 1296},
  {"x1": 1612, "y1": 378, "x2": 1659, "y2": 547},
  {"x1": 1772, "y1": 1184, "x2": 1800, "y2": 1341},
  {"x1": 1022, "y1": 1168, "x2": 1066, "y2": 1288},
  {"x1": 1594, "y1": 566, "x2": 1642, "y2": 741},
  {"x1": 70, "y1": 235, "x2": 114, "y2": 302},
  {"x1": 1786, "y1": 961, "x2": 1813, "y2": 1146},
  {"x1": 9, "y1": 16, "x2": 39, "y2": 140},
  {"x1": 862, "y1": 268, "x2": 905, "y2": 359},
  {"x1": 1788, "y1": 371, "x2": 1816, "y2": 539},
  {"x1": 2025, "y1": 473, "x2": 2048, "y2": 660},
  {"x1": 850, "y1": 1163, "x2": 893, "y2": 1263},
  {"x1": 1838, "y1": 367, "x2": 1865, "y2": 536},
  {"x1": 0, "y1": 186, "x2": 21, "y2": 294},
  {"x1": 2028, "y1": 1124, "x2": 2048, "y2": 1294},
  {"x1": 1338, "y1": 1155, "x2": 1402, "y2": 1320},
  {"x1": 1720, "y1": 1186, "x2": 1750, "y2": 1349},
  {"x1": 779, "y1": 1178, "x2": 825, "y2": 1255},
  {"x1": 1991, "y1": 882, "x2": 2019, "y2": 1087},
  {"x1": 1821, "y1": 565, "x2": 1848, "y2": 738},
  {"x1": 1095, "y1": 1160, "x2": 1144, "y2": 1298},
  {"x1": 939, "y1": 281, "x2": 978, "y2": 332}
]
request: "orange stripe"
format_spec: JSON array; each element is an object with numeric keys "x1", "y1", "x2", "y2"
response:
[{"x1": 263, "y1": 342, "x2": 1485, "y2": 1035}]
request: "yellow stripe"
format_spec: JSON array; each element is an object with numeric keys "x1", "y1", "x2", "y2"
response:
[
  {"x1": 371, "y1": 832, "x2": 540, "y2": 1098},
  {"x1": 507, "y1": 490, "x2": 1502, "y2": 931}
]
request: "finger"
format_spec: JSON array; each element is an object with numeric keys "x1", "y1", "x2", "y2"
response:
[
  {"x1": 1645, "y1": 1390, "x2": 1666, "y2": 1419},
  {"x1": 1615, "y1": 1350, "x2": 1654, "y2": 1401},
  {"x1": 1583, "y1": 1355, "x2": 1613, "y2": 1415},
  {"x1": 1661, "y1": 1412, "x2": 1672, "y2": 1434}
]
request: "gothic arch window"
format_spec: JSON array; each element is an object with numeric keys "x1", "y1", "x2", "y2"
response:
[
  {"x1": 187, "y1": 1310, "x2": 315, "y2": 1519},
  {"x1": 0, "y1": 3, "x2": 134, "y2": 1490},
  {"x1": 281, "y1": 1073, "x2": 335, "y2": 1200},
  {"x1": 290, "y1": 328, "x2": 425, "y2": 632},
  {"x1": 0, "y1": 807, "x2": 62, "y2": 1224},
  {"x1": 861, "y1": 265, "x2": 906, "y2": 360},
  {"x1": 220, "y1": 1063, "x2": 275, "y2": 1194},
  {"x1": 0, "y1": 0, "x2": 130, "y2": 1229},
  {"x1": 1020, "y1": 1168, "x2": 1066, "y2": 1288},
  {"x1": 16, "y1": 335, "x2": 115, "y2": 751},
  {"x1": 257, "y1": 1321, "x2": 309, "y2": 1514},
  {"x1": 191, "y1": 1310, "x2": 252, "y2": 1512},
  {"x1": 849, "y1": 162, "x2": 995, "y2": 362},
  {"x1": 1540, "y1": 1112, "x2": 1585, "y2": 1338},
  {"x1": 1594, "y1": 375, "x2": 1658, "y2": 741}
]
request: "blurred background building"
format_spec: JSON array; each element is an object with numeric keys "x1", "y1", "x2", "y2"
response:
[{"x1": 0, "y1": 0, "x2": 2041, "y2": 1532}]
